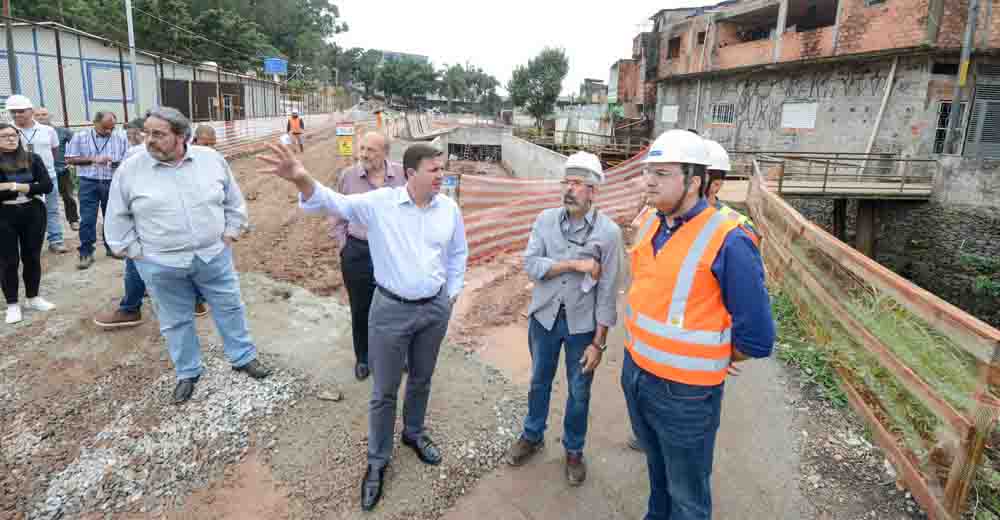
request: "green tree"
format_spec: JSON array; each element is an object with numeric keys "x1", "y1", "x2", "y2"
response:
[
  {"x1": 355, "y1": 49, "x2": 382, "y2": 97},
  {"x1": 506, "y1": 47, "x2": 569, "y2": 128},
  {"x1": 13, "y1": 0, "x2": 348, "y2": 79},
  {"x1": 440, "y1": 64, "x2": 467, "y2": 113},
  {"x1": 329, "y1": 45, "x2": 363, "y2": 86},
  {"x1": 190, "y1": 9, "x2": 270, "y2": 71},
  {"x1": 379, "y1": 57, "x2": 437, "y2": 107}
]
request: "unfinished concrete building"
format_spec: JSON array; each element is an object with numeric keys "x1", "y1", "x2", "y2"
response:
[
  {"x1": 616, "y1": 0, "x2": 1000, "y2": 326},
  {"x1": 643, "y1": 0, "x2": 999, "y2": 158}
]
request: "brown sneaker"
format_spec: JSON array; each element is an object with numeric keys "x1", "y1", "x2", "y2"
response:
[
  {"x1": 566, "y1": 453, "x2": 587, "y2": 486},
  {"x1": 506, "y1": 437, "x2": 543, "y2": 467},
  {"x1": 94, "y1": 308, "x2": 143, "y2": 329},
  {"x1": 194, "y1": 302, "x2": 209, "y2": 317}
]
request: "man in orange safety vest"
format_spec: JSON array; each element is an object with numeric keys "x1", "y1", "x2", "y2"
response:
[{"x1": 622, "y1": 129, "x2": 775, "y2": 520}]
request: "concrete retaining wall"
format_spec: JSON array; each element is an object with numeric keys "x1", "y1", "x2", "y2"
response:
[{"x1": 501, "y1": 134, "x2": 566, "y2": 180}]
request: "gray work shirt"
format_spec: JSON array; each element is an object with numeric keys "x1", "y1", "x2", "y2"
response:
[
  {"x1": 524, "y1": 207, "x2": 622, "y2": 334},
  {"x1": 105, "y1": 145, "x2": 248, "y2": 268}
]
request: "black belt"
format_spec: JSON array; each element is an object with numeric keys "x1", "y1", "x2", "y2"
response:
[{"x1": 377, "y1": 285, "x2": 440, "y2": 305}]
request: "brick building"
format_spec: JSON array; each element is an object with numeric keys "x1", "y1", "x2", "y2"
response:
[
  {"x1": 634, "y1": 0, "x2": 999, "y2": 159},
  {"x1": 608, "y1": 59, "x2": 640, "y2": 117},
  {"x1": 580, "y1": 78, "x2": 609, "y2": 104},
  {"x1": 610, "y1": 0, "x2": 1000, "y2": 328}
]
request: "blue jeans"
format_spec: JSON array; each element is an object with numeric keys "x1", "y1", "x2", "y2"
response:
[
  {"x1": 44, "y1": 174, "x2": 63, "y2": 246},
  {"x1": 133, "y1": 247, "x2": 256, "y2": 381},
  {"x1": 120, "y1": 258, "x2": 204, "y2": 313},
  {"x1": 621, "y1": 350, "x2": 724, "y2": 520},
  {"x1": 521, "y1": 310, "x2": 596, "y2": 454},
  {"x1": 78, "y1": 177, "x2": 112, "y2": 257}
]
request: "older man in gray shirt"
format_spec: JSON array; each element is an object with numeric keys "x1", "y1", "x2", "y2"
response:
[
  {"x1": 506, "y1": 151, "x2": 622, "y2": 486},
  {"x1": 105, "y1": 107, "x2": 271, "y2": 405}
]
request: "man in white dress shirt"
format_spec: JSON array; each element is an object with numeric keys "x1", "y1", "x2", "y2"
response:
[{"x1": 257, "y1": 142, "x2": 468, "y2": 512}]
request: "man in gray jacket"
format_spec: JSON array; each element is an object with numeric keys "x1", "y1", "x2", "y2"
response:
[
  {"x1": 105, "y1": 107, "x2": 271, "y2": 404},
  {"x1": 506, "y1": 151, "x2": 623, "y2": 485}
]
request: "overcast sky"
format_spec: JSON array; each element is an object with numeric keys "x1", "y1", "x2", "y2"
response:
[{"x1": 333, "y1": 0, "x2": 710, "y2": 96}]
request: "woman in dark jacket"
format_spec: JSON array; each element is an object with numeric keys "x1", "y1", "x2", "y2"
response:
[{"x1": 0, "y1": 122, "x2": 56, "y2": 324}]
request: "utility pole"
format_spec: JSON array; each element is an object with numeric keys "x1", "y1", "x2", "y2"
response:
[
  {"x1": 124, "y1": 0, "x2": 142, "y2": 115},
  {"x1": 943, "y1": 0, "x2": 979, "y2": 154},
  {"x1": 4, "y1": 0, "x2": 20, "y2": 94}
]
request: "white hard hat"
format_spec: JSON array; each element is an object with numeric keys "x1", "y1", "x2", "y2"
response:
[
  {"x1": 564, "y1": 151, "x2": 604, "y2": 185},
  {"x1": 703, "y1": 139, "x2": 731, "y2": 172},
  {"x1": 5, "y1": 94, "x2": 33, "y2": 111},
  {"x1": 642, "y1": 129, "x2": 711, "y2": 166}
]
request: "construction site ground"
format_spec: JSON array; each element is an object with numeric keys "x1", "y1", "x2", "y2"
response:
[{"x1": 2, "y1": 134, "x2": 926, "y2": 519}]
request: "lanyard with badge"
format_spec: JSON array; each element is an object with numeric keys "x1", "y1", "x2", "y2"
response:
[
  {"x1": 18, "y1": 127, "x2": 38, "y2": 154},
  {"x1": 91, "y1": 129, "x2": 112, "y2": 157}
]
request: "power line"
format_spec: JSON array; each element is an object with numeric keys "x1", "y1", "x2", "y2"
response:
[{"x1": 131, "y1": 5, "x2": 265, "y2": 64}]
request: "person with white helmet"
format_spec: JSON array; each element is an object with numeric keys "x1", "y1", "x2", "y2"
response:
[
  {"x1": 621, "y1": 129, "x2": 774, "y2": 520},
  {"x1": 702, "y1": 138, "x2": 759, "y2": 241},
  {"x1": 506, "y1": 151, "x2": 623, "y2": 486},
  {"x1": 7, "y1": 95, "x2": 67, "y2": 254}
]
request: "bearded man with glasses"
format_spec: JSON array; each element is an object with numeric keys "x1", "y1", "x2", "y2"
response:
[{"x1": 505, "y1": 151, "x2": 623, "y2": 486}]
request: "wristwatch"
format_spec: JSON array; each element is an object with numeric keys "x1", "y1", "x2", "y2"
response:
[{"x1": 593, "y1": 342, "x2": 607, "y2": 352}]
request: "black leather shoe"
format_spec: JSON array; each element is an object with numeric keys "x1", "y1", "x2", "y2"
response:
[
  {"x1": 173, "y1": 375, "x2": 200, "y2": 405},
  {"x1": 401, "y1": 434, "x2": 442, "y2": 465},
  {"x1": 355, "y1": 362, "x2": 370, "y2": 381},
  {"x1": 360, "y1": 464, "x2": 385, "y2": 511},
  {"x1": 232, "y1": 359, "x2": 272, "y2": 379}
]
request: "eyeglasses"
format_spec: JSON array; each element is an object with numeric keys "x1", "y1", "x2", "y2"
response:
[
  {"x1": 9, "y1": 109, "x2": 29, "y2": 115},
  {"x1": 559, "y1": 179, "x2": 592, "y2": 189},
  {"x1": 0, "y1": 134, "x2": 20, "y2": 141},
  {"x1": 643, "y1": 166, "x2": 684, "y2": 178},
  {"x1": 145, "y1": 130, "x2": 172, "y2": 141}
]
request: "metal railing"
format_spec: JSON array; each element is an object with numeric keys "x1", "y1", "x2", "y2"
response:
[
  {"x1": 513, "y1": 127, "x2": 649, "y2": 161},
  {"x1": 744, "y1": 152, "x2": 938, "y2": 199}
]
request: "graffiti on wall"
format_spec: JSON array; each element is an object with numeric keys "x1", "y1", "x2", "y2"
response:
[{"x1": 714, "y1": 62, "x2": 893, "y2": 132}]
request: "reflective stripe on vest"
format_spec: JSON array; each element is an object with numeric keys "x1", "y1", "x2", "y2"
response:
[
  {"x1": 626, "y1": 303, "x2": 732, "y2": 347},
  {"x1": 625, "y1": 326, "x2": 732, "y2": 373},
  {"x1": 718, "y1": 204, "x2": 750, "y2": 227},
  {"x1": 625, "y1": 208, "x2": 734, "y2": 383},
  {"x1": 718, "y1": 204, "x2": 760, "y2": 243},
  {"x1": 668, "y1": 211, "x2": 727, "y2": 327},
  {"x1": 632, "y1": 208, "x2": 658, "y2": 249}
]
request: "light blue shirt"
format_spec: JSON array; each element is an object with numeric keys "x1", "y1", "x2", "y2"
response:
[
  {"x1": 105, "y1": 145, "x2": 248, "y2": 268},
  {"x1": 299, "y1": 182, "x2": 468, "y2": 300}
]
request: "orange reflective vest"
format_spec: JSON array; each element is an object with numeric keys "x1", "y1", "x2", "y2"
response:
[
  {"x1": 624, "y1": 205, "x2": 741, "y2": 386},
  {"x1": 289, "y1": 117, "x2": 304, "y2": 134}
]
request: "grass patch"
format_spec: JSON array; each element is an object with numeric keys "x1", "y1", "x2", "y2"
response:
[{"x1": 772, "y1": 290, "x2": 848, "y2": 408}]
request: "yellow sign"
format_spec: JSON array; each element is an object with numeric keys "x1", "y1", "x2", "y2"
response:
[{"x1": 336, "y1": 122, "x2": 354, "y2": 157}]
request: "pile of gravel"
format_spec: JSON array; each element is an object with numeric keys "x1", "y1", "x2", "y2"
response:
[{"x1": 29, "y1": 347, "x2": 305, "y2": 519}]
